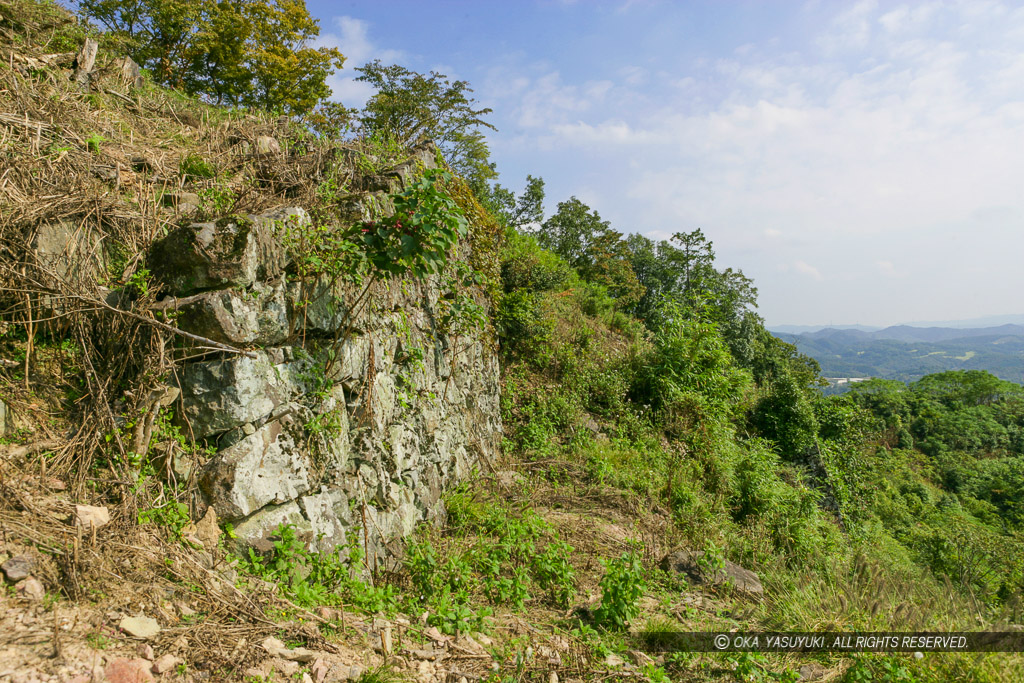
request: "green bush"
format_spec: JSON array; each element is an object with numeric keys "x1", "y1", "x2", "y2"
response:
[
  {"x1": 179, "y1": 153, "x2": 217, "y2": 180},
  {"x1": 752, "y1": 373, "x2": 819, "y2": 460},
  {"x1": 594, "y1": 551, "x2": 646, "y2": 629},
  {"x1": 500, "y1": 232, "x2": 572, "y2": 293},
  {"x1": 495, "y1": 289, "x2": 553, "y2": 362}
]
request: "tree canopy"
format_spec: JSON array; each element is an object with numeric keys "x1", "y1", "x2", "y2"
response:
[
  {"x1": 355, "y1": 61, "x2": 496, "y2": 187},
  {"x1": 79, "y1": 0, "x2": 343, "y2": 114}
]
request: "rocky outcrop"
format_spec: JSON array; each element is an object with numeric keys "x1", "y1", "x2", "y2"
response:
[
  {"x1": 660, "y1": 549, "x2": 764, "y2": 596},
  {"x1": 149, "y1": 208, "x2": 303, "y2": 296},
  {"x1": 148, "y1": 156, "x2": 501, "y2": 563}
]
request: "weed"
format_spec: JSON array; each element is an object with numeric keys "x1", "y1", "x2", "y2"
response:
[
  {"x1": 138, "y1": 500, "x2": 191, "y2": 539},
  {"x1": 237, "y1": 524, "x2": 399, "y2": 612},
  {"x1": 198, "y1": 184, "x2": 236, "y2": 214},
  {"x1": 355, "y1": 664, "x2": 409, "y2": 683},
  {"x1": 180, "y1": 153, "x2": 217, "y2": 180},
  {"x1": 354, "y1": 130, "x2": 404, "y2": 175},
  {"x1": 85, "y1": 133, "x2": 105, "y2": 154},
  {"x1": 698, "y1": 539, "x2": 729, "y2": 588},
  {"x1": 531, "y1": 538, "x2": 576, "y2": 607},
  {"x1": 125, "y1": 268, "x2": 151, "y2": 297},
  {"x1": 594, "y1": 550, "x2": 646, "y2": 630},
  {"x1": 85, "y1": 630, "x2": 111, "y2": 650}
]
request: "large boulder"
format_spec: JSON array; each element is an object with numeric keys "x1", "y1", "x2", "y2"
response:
[
  {"x1": 149, "y1": 208, "x2": 307, "y2": 296},
  {"x1": 199, "y1": 416, "x2": 310, "y2": 520},
  {"x1": 154, "y1": 280, "x2": 289, "y2": 346},
  {"x1": 33, "y1": 220, "x2": 106, "y2": 283},
  {"x1": 177, "y1": 349, "x2": 306, "y2": 440},
  {"x1": 660, "y1": 550, "x2": 764, "y2": 596},
  {"x1": 230, "y1": 490, "x2": 352, "y2": 554},
  {"x1": 230, "y1": 501, "x2": 309, "y2": 553},
  {"x1": 285, "y1": 276, "x2": 351, "y2": 334}
]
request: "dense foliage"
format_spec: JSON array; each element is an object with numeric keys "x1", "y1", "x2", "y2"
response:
[
  {"x1": 79, "y1": 0, "x2": 343, "y2": 114},
  {"x1": 490, "y1": 163, "x2": 1024, "y2": 682}
]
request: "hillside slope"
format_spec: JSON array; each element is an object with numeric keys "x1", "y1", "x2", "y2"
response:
[{"x1": 1, "y1": 3, "x2": 1023, "y2": 683}]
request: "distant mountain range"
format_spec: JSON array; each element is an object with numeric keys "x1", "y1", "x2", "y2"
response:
[
  {"x1": 769, "y1": 314, "x2": 1024, "y2": 336},
  {"x1": 772, "y1": 322, "x2": 1024, "y2": 384}
]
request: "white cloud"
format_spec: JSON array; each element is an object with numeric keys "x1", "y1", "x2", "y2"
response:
[
  {"x1": 795, "y1": 260, "x2": 824, "y2": 280},
  {"x1": 516, "y1": 72, "x2": 600, "y2": 128},
  {"x1": 316, "y1": 16, "x2": 403, "y2": 107},
  {"x1": 482, "y1": 0, "x2": 1024, "y2": 324},
  {"x1": 817, "y1": 0, "x2": 877, "y2": 53}
]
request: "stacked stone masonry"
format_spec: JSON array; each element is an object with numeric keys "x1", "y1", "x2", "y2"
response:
[{"x1": 147, "y1": 152, "x2": 501, "y2": 563}]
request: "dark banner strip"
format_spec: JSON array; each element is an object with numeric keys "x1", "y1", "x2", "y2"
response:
[{"x1": 633, "y1": 632, "x2": 1024, "y2": 653}]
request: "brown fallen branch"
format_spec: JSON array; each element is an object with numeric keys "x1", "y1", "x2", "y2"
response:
[
  {"x1": 0, "y1": 112, "x2": 55, "y2": 134},
  {"x1": 0, "y1": 439, "x2": 61, "y2": 459}
]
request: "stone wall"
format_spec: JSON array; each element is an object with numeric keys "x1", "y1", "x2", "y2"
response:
[{"x1": 147, "y1": 153, "x2": 501, "y2": 563}]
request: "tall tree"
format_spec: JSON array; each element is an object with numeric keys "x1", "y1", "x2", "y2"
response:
[
  {"x1": 538, "y1": 197, "x2": 607, "y2": 269},
  {"x1": 671, "y1": 228, "x2": 716, "y2": 302},
  {"x1": 355, "y1": 61, "x2": 496, "y2": 184},
  {"x1": 487, "y1": 175, "x2": 546, "y2": 231},
  {"x1": 80, "y1": 0, "x2": 343, "y2": 115},
  {"x1": 510, "y1": 175, "x2": 545, "y2": 230}
]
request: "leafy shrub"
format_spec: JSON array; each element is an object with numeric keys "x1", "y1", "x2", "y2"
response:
[
  {"x1": 632, "y1": 301, "x2": 750, "y2": 423},
  {"x1": 358, "y1": 168, "x2": 469, "y2": 279},
  {"x1": 495, "y1": 289, "x2": 553, "y2": 362},
  {"x1": 500, "y1": 232, "x2": 572, "y2": 293},
  {"x1": 594, "y1": 551, "x2": 645, "y2": 629},
  {"x1": 752, "y1": 373, "x2": 819, "y2": 460},
  {"x1": 532, "y1": 539, "x2": 576, "y2": 607}
]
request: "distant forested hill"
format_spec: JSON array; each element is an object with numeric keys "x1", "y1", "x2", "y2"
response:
[{"x1": 775, "y1": 326, "x2": 1024, "y2": 383}]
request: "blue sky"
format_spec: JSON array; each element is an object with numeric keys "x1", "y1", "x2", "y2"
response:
[{"x1": 308, "y1": 1, "x2": 1024, "y2": 327}]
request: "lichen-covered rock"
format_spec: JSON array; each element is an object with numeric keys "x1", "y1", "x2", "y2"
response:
[
  {"x1": 155, "y1": 280, "x2": 288, "y2": 346},
  {"x1": 231, "y1": 501, "x2": 309, "y2": 553},
  {"x1": 298, "y1": 490, "x2": 351, "y2": 551},
  {"x1": 149, "y1": 207, "x2": 307, "y2": 296},
  {"x1": 286, "y1": 276, "x2": 350, "y2": 334},
  {"x1": 177, "y1": 349, "x2": 305, "y2": 439},
  {"x1": 33, "y1": 220, "x2": 106, "y2": 283},
  {"x1": 199, "y1": 416, "x2": 311, "y2": 519}
]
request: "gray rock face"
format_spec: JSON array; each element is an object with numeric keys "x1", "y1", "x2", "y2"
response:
[
  {"x1": 155, "y1": 281, "x2": 289, "y2": 346},
  {"x1": 660, "y1": 550, "x2": 764, "y2": 596},
  {"x1": 33, "y1": 221, "x2": 106, "y2": 283},
  {"x1": 231, "y1": 500, "x2": 309, "y2": 553},
  {"x1": 149, "y1": 207, "x2": 307, "y2": 296},
  {"x1": 177, "y1": 349, "x2": 303, "y2": 440},
  {"x1": 199, "y1": 417, "x2": 310, "y2": 519}
]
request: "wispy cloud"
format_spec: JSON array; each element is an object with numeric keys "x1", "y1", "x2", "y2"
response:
[
  {"x1": 316, "y1": 16, "x2": 404, "y2": 107},
  {"x1": 479, "y1": 0, "x2": 1024, "y2": 323},
  {"x1": 795, "y1": 260, "x2": 824, "y2": 281}
]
